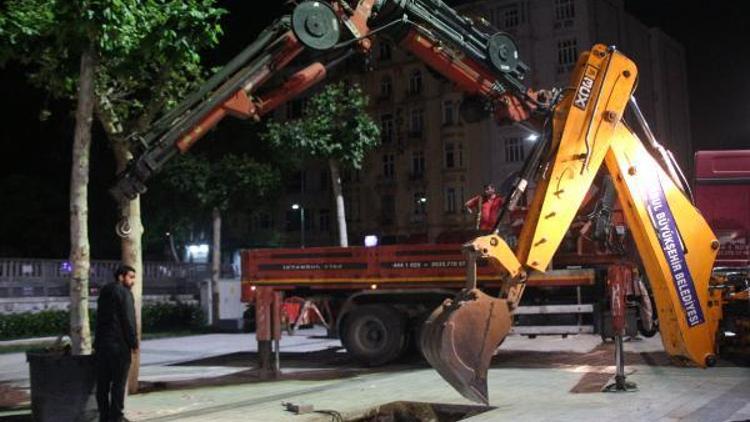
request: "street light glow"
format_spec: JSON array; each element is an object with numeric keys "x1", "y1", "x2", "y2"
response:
[
  {"x1": 291, "y1": 203, "x2": 300, "y2": 210},
  {"x1": 187, "y1": 244, "x2": 209, "y2": 254}
]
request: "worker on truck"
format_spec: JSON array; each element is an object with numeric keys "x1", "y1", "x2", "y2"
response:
[{"x1": 464, "y1": 183, "x2": 504, "y2": 233}]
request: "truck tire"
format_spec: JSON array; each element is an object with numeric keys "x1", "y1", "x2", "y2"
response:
[{"x1": 340, "y1": 305, "x2": 407, "y2": 366}]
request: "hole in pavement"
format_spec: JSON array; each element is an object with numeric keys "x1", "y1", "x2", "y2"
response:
[{"x1": 346, "y1": 401, "x2": 495, "y2": 422}]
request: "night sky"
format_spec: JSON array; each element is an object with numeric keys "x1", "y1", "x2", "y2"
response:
[{"x1": 0, "y1": 0, "x2": 746, "y2": 258}]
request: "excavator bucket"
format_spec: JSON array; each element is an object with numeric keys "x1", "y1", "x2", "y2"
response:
[{"x1": 420, "y1": 287, "x2": 512, "y2": 405}]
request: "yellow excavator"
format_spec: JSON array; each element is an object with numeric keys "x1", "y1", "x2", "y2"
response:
[
  {"x1": 110, "y1": 0, "x2": 747, "y2": 406},
  {"x1": 420, "y1": 43, "x2": 726, "y2": 404}
]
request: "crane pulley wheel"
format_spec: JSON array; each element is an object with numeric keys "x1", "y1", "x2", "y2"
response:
[
  {"x1": 292, "y1": 1, "x2": 341, "y2": 51},
  {"x1": 487, "y1": 32, "x2": 520, "y2": 74}
]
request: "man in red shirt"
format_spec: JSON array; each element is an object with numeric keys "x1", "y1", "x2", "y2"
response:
[{"x1": 464, "y1": 183, "x2": 504, "y2": 233}]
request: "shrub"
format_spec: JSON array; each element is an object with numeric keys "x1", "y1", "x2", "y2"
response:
[
  {"x1": 0, "y1": 302, "x2": 203, "y2": 341},
  {"x1": 141, "y1": 302, "x2": 204, "y2": 332},
  {"x1": 0, "y1": 310, "x2": 68, "y2": 340}
]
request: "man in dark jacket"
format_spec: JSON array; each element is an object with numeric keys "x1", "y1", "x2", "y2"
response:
[{"x1": 94, "y1": 265, "x2": 138, "y2": 422}]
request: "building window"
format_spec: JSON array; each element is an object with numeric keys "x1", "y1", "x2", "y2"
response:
[
  {"x1": 409, "y1": 108, "x2": 424, "y2": 134},
  {"x1": 305, "y1": 209, "x2": 315, "y2": 231},
  {"x1": 287, "y1": 170, "x2": 306, "y2": 193},
  {"x1": 555, "y1": 0, "x2": 575, "y2": 21},
  {"x1": 408, "y1": 69, "x2": 423, "y2": 95},
  {"x1": 411, "y1": 150, "x2": 425, "y2": 177},
  {"x1": 414, "y1": 192, "x2": 427, "y2": 215},
  {"x1": 442, "y1": 100, "x2": 455, "y2": 126},
  {"x1": 286, "y1": 97, "x2": 307, "y2": 119},
  {"x1": 379, "y1": 41, "x2": 392, "y2": 61},
  {"x1": 444, "y1": 142, "x2": 453, "y2": 169},
  {"x1": 251, "y1": 212, "x2": 273, "y2": 231},
  {"x1": 380, "y1": 76, "x2": 392, "y2": 98},
  {"x1": 383, "y1": 154, "x2": 395, "y2": 179},
  {"x1": 381, "y1": 194, "x2": 395, "y2": 224},
  {"x1": 504, "y1": 137, "x2": 525, "y2": 162},
  {"x1": 319, "y1": 209, "x2": 331, "y2": 232},
  {"x1": 381, "y1": 113, "x2": 394, "y2": 144},
  {"x1": 445, "y1": 187, "x2": 457, "y2": 213},
  {"x1": 557, "y1": 38, "x2": 577, "y2": 72},
  {"x1": 490, "y1": 3, "x2": 521, "y2": 30},
  {"x1": 345, "y1": 191, "x2": 361, "y2": 222},
  {"x1": 444, "y1": 142, "x2": 464, "y2": 169},
  {"x1": 342, "y1": 168, "x2": 361, "y2": 183},
  {"x1": 445, "y1": 143, "x2": 454, "y2": 168},
  {"x1": 320, "y1": 170, "x2": 329, "y2": 191},
  {"x1": 286, "y1": 208, "x2": 306, "y2": 232}
]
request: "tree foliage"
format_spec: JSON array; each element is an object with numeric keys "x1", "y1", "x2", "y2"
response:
[
  {"x1": 0, "y1": 0, "x2": 225, "y2": 128},
  {"x1": 162, "y1": 153, "x2": 281, "y2": 213},
  {"x1": 262, "y1": 82, "x2": 380, "y2": 169},
  {"x1": 1, "y1": 0, "x2": 227, "y2": 259}
]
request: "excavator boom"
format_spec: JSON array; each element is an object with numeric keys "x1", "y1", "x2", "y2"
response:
[{"x1": 420, "y1": 44, "x2": 720, "y2": 403}]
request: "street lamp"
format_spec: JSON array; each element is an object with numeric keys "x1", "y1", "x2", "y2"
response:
[{"x1": 291, "y1": 203, "x2": 305, "y2": 248}]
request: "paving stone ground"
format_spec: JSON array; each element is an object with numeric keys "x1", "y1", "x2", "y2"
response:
[{"x1": 1, "y1": 329, "x2": 748, "y2": 421}]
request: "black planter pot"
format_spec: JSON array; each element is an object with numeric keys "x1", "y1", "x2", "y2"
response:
[{"x1": 26, "y1": 351, "x2": 98, "y2": 422}]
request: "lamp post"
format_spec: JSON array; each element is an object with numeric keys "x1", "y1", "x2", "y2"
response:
[{"x1": 291, "y1": 203, "x2": 305, "y2": 248}]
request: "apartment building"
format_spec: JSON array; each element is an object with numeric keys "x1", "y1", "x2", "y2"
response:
[{"x1": 243, "y1": 0, "x2": 692, "y2": 248}]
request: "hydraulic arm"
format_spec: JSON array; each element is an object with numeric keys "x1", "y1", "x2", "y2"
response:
[
  {"x1": 111, "y1": 0, "x2": 540, "y2": 202},
  {"x1": 110, "y1": 0, "x2": 726, "y2": 407}
]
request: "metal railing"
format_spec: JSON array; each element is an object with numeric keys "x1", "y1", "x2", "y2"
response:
[{"x1": 0, "y1": 258, "x2": 236, "y2": 298}]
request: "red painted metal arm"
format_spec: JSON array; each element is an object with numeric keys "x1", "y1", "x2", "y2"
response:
[{"x1": 399, "y1": 28, "x2": 540, "y2": 125}]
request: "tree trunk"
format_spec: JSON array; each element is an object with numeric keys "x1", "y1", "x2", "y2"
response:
[
  {"x1": 211, "y1": 207, "x2": 222, "y2": 327},
  {"x1": 168, "y1": 234, "x2": 181, "y2": 263},
  {"x1": 328, "y1": 159, "x2": 348, "y2": 247},
  {"x1": 113, "y1": 142, "x2": 144, "y2": 394},
  {"x1": 69, "y1": 46, "x2": 96, "y2": 356}
]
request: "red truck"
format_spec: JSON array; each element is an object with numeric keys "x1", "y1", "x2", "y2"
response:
[{"x1": 241, "y1": 242, "x2": 600, "y2": 365}]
